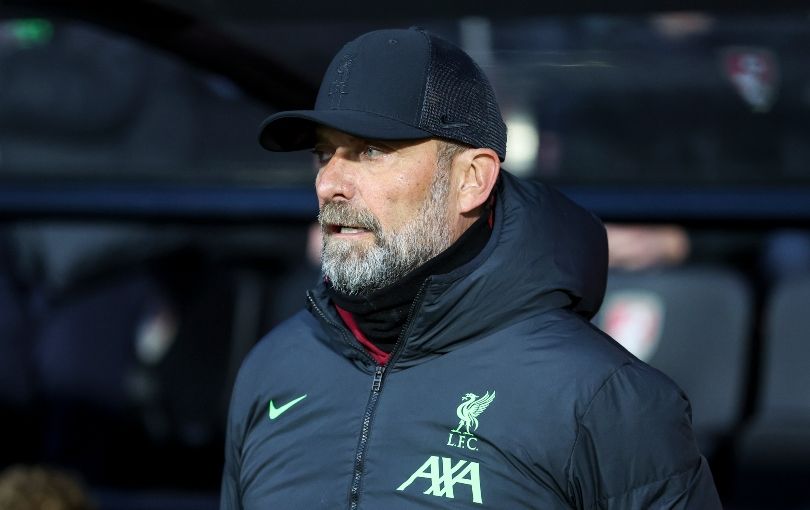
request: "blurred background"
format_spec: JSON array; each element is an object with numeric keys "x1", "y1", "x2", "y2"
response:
[{"x1": 0, "y1": 1, "x2": 809, "y2": 509}]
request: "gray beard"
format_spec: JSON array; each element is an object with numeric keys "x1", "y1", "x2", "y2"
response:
[{"x1": 319, "y1": 167, "x2": 453, "y2": 295}]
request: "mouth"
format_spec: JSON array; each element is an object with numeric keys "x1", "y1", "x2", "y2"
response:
[
  {"x1": 326, "y1": 224, "x2": 373, "y2": 236},
  {"x1": 319, "y1": 201, "x2": 380, "y2": 239}
]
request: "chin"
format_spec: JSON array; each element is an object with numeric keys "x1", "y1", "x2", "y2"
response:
[{"x1": 325, "y1": 237, "x2": 374, "y2": 259}]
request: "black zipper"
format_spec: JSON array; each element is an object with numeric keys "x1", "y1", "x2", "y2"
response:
[
  {"x1": 346, "y1": 281, "x2": 430, "y2": 510},
  {"x1": 306, "y1": 285, "x2": 429, "y2": 510},
  {"x1": 348, "y1": 364, "x2": 385, "y2": 510}
]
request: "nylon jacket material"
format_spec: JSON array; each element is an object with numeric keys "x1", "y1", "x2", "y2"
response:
[{"x1": 221, "y1": 172, "x2": 722, "y2": 509}]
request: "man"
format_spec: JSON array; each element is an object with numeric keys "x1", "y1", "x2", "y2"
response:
[{"x1": 221, "y1": 27, "x2": 721, "y2": 509}]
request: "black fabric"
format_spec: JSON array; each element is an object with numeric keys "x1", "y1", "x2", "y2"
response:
[
  {"x1": 259, "y1": 28, "x2": 507, "y2": 161},
  {"x1": 418, "y1": 31, "x2": 507, "y2": 160},
  {"x1": 222, "y1": 173, "x2": 721, "y2": 509},
  {"x1": 327, "y1": 210, "x2": 491, "y2": 352}
]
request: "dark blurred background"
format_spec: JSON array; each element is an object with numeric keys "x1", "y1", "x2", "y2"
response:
[{"x1": 0, "y1": 2, "x2": 809, "y2": 509}]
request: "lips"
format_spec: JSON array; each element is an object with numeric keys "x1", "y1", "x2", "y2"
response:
[
  {"x1": 325, "y1": 223, "x2": 371, "y2": 235},
  {"x1": 319, "y1": 202, "x2": 381, "y2": 237},
  {"x1": 338, "y1": 226, "x2": 368, "y2": 234}
]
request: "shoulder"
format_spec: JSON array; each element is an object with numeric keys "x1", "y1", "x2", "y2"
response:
[
  {"x1": 508, "y1": 308, "x2": 642, "y2": 394},
  {"x1": 506, "y1": 308, "x2": 692, "y2": 436},
  {"x1": 564, "y1": 341, "x2": 711, "y2": 507},
  {"x1": 534, "y1": 311, "x2": 692, "y2": 444},
  {"x1": 493, "y1": 308, "x2": 680, "y2": 426},
  {"x1": 230, "y1": 310, "x2": 321, "y2": 404},
  {"x1": 578, "y1": 359, "x2": 692, "y2": 437}
]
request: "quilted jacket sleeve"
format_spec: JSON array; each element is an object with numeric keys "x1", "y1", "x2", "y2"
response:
[{"x1": 566, "y1": 362, "x2": 723, "y2": 509}]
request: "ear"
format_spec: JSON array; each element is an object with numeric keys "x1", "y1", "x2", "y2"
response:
[{"x1": 455, "y1": 148, "x2": 500, "y2": 215}]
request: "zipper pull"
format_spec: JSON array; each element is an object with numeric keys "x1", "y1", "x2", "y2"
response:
[{"x1": 372, "y1": 365, "x2": 385, "y2": 392}]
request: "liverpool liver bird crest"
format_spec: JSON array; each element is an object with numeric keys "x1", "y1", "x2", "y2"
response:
[{"x1": 451, "y1": 391, "x2": 496, "y2": 435}]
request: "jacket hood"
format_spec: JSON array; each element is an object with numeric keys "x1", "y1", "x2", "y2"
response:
[
  {"x1": 490, "y1": 171, "x2": 607, "y2": 318},
  {"x1": 392, "y1": 171, "x2": 608, "y2": 366}
]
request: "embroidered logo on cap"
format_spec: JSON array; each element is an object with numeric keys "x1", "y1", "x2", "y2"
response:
[{"x1": 328, "y1": 54, "x2": 353, "y2": 108}]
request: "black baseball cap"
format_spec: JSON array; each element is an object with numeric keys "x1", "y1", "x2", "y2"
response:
[{"x1": 258, "y1": 27, "x2": 507, "y2": 161}]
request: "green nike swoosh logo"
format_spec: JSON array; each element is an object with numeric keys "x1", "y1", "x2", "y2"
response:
[{"x1": 268, "y1": 394, "x2": 307, "y2": 420}]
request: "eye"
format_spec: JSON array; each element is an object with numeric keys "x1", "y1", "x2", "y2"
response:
[
  {"x1": 311, "y1": 147, "x2": 333, "y2": 166},
  {"x1": 363, "y1": 145, "x2": 386, "y2": 159}
]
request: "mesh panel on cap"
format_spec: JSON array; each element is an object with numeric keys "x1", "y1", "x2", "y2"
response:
[{"x1": 419, "y1": 32, "x2": 507, "y2": 161}]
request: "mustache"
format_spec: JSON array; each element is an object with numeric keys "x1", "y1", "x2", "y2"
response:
[{"x1": 318, "y1": 201, "x2": 382, "y2": 234}]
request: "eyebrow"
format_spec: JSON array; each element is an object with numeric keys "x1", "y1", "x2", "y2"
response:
[{"x1": 313, "y1": 128, "x2": 407, "y2": 150}]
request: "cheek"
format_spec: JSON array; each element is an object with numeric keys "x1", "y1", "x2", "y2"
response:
[
  {"x1": 360, "y1": 153, "x2": 437, "y2": 226},
  {"x1": 397, "y1": 159, "x2": 434, "y2": 199},
  {"x1": 385, "y1": 177, "x2": 428, "y2": 221}
]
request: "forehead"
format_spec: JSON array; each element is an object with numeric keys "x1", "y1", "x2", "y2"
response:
[{"x1": 314, "y1": 125, "x2": 436, "y2": 153}]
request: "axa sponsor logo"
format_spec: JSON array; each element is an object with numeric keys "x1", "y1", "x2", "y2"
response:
[
  {"x1": 397, "y1": 456, "x2": 483, "y2": 504},
  {"x1": 397, "y1": 390, "x2": 495, "y2": 505}
]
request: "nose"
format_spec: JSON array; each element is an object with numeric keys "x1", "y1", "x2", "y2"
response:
[{"x1": 315, "y1": 152, "x2": 355, "y2": 203}]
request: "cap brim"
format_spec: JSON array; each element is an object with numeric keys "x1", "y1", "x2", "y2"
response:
[{"x1": 258, "y1": 110, "x2": 433, "y2": 151}]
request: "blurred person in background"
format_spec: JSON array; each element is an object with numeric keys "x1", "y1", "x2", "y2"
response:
[
  {"x1": 266, "y1": 222, "x2": 323, "y2": 327},
  {"x1": 606, "y1": 223, "x2": 691, "y2": 270},
  {"x1": 0, "y1": 465, "x2": 95, "y2": 510}
]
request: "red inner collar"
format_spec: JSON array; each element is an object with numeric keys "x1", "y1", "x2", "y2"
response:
[{"x1": 334, "y1": 304, "x2": 391, "y2": 365}]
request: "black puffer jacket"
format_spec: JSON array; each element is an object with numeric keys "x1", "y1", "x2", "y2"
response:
[{"x1": 221, "y1": 172, "x2": 722, "y2": 509}]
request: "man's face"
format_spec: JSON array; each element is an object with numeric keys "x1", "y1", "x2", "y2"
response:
[{"x1": 314, "y1": 126, "x2": 455, "y2": 295}]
